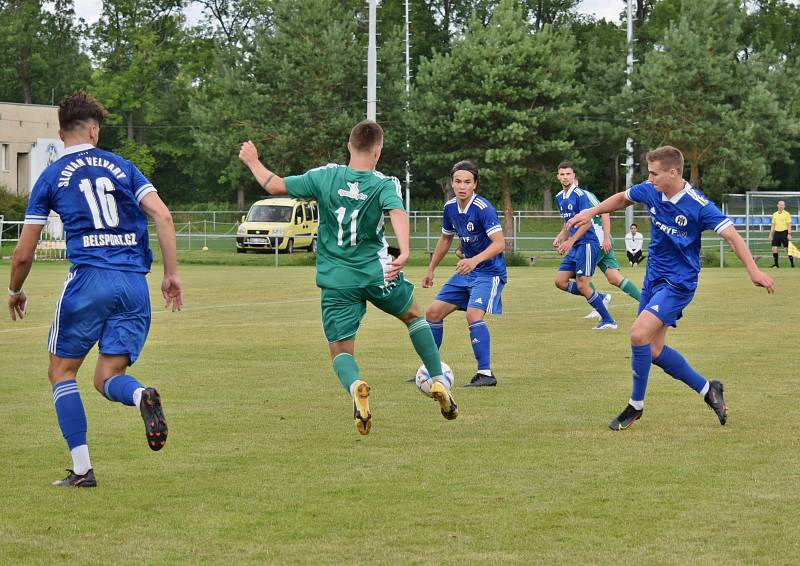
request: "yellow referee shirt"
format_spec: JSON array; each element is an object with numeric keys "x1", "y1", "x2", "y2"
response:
[{"x1": 772, "y1": 210, "x2": 792, "y2": 232}]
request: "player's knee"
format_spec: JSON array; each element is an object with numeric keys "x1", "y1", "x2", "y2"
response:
[
  {"x1": 425, "y1": 304, "x2": 442, "y2": 321},
  {"x1": 629, "y1": 328, "x2": 649, "y2": 346},
  {"x1": 554, "y1": 278, "x2": 567, "y2": 290}
]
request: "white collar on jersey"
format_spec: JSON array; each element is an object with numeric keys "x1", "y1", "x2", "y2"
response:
[
  {"x1": 560, "y1": 183, "x2": 578, "y2": 200},
  {"x1": 458, "y1": 193, "x2": 477, "y2": 214},
  {"x1": 61, "y1": 143, "x2": 95, "y2": 157},
  {"x1": 661, "y1": 181, "x2": 693, "y2": 204}
]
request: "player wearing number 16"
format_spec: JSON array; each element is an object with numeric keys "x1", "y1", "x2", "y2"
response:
[
  {"x1": 239, "y1": 120, "x2": 457, "y2": 435},
  {"x1": 7, "y1": 91, "x2": 183, "y2": 487}
]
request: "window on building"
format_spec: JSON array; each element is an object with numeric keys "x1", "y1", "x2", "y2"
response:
[{"x1": 0, "y1": 144, "x2": 9, "y2": 171}]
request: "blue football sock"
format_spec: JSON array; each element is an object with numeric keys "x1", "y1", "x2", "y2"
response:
[
  {"x1": 588, "y1": 291, "x2": 613, "y2": 323},
  {"x1": 653, "y1": 346, "x2": 708, "y2": 393},
  {"x1": 631, "y1": 344, "x2": 652, "y2": 403},
  {"x1": 426, "y1": 319, "x2": 444, "y2": 349},
  {"x1": 52, "y1": 380, "x2": 87, "y2": 450},
  {"x1": 468, "y1": 321, "x2": 491, "y2": 371},
  {"x1": 103, "y1": 374, "x2": 144, "y2": 407},
  {"x1": 565, "y1": 281, "x2": 582, "y2": 296}
]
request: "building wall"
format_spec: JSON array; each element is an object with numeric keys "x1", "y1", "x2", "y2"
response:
[{"x1": 0, "y1": 103, "x2": 59, "y2": 196}]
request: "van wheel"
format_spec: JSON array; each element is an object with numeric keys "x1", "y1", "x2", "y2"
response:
[
  {"x1": 308, "y1": 238, "x2": 317, "y2": 253},
  {"x1": 236, "y1": 247, "x2": 245, "y2": 254},
  {"x1": 285, "y1": 238, "x2": 294, "y2": 254}
]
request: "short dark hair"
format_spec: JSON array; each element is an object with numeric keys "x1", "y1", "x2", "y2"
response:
[
  {"x1": 557, "y1": 161, "x2": 575, "y2": 172},
  {"x1": 349, "y1": 120, "x2": 383, "y2": 152},
  {"x1": 451, "y1": 160, "x2": 479, "y2": 183},
  {"x1": 59, "y1": 91, "x2": 108, "y2": 131},
  {"x1": 630, "y1": 223, "x2": 638, "y2": 229},
  {"x1": 646, "y1": 146, "x2": 684, "y2": 173}
]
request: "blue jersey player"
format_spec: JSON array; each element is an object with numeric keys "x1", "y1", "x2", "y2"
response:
[
  {"x1": 553, "y1": 162, "x2": 616, "y2": 330},
  {"x1": 7, "y1": 92, "x2": 183, "y2": 487},
  {"x1": 423, "y1": 161, "x2": 506, "y2": 387},
  {"x1": 567, "y1": 146, "x2": 774, "y2": 430}
]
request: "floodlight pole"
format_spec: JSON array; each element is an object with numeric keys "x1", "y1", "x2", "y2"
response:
[
  {"x1": 404, "y1": 0, "x2": 411, "y2": 212},
  {"x1": 367, "y1": 0, "x2": 377, "y2": 121},
  {"x1": 624, "y1": 0, "x2": 635, "y2": 229}
]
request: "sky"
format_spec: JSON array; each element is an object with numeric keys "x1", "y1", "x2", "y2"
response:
[{"x1": 73, "y1": 0, "x2": 625, "y2": 27}]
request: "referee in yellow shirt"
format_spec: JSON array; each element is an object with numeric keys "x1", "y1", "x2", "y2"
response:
[{"x1": 769, "y1": 200, "x2": 794, "y2": 268}]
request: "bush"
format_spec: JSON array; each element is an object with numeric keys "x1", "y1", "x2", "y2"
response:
[
  {"x1": 701, "y1": 249, "x2": 719, "y2": 267},
  {"x1": 504, "y1": 251, "x2": 530, "y2": 266},
  {"x1": 0, "y1": 189, "x2": 28, "y2": 220}
]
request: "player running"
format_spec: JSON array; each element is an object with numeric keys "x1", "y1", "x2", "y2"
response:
[
  {"x1": 7, "y1": 91, "x2": 183, "y2": 487},
  {"x1": 239, "y1": 120, "x2": 457, "y2": 435},
  {"x1": 567, "y1": 145, "x2": 774, "y2": 430},
  {"x1": 553, "y1": 162, "x2": 616, "y2": 330}
]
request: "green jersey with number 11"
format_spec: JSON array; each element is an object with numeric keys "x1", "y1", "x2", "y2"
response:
[{"x1": 285, "y1": 164, "x2": 405, "y2": 289}]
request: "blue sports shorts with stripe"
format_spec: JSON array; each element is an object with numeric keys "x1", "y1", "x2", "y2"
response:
[
  {"x1": 48, "y1": 265, "x2": 151, "y2": 365},
  {"x1": 434, "y1": 271, "x2": 505, "y2": 314},
  {"x1": 558, "y1": 241, "x2": 600, "y2": 277}
]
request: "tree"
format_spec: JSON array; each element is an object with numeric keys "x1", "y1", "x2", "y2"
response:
[
  {"x1": 0, "y1": 0, "x2": 91, "y2": 104},
  {"x1": 634, "y1": 0, "x2": 797, "y2": 197},
  {"x1": 409, "y1": 0, "x2": 580, "y2": 244}
]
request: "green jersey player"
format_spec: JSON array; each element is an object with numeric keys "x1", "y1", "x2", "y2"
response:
[{"x1": 239, "y1": 120, "x2": 457, "y2": 435}]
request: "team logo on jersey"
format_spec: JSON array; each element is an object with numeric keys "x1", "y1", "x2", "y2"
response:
[
  {"x1": 466, "y1": 222, "x2": 474, "y2": 232},
  {"x1": 475, "y1": 297, "x2": 483, "y2": 304},
  {"x1": 651, "y1": 304, "x2": 660, "y2": 312},
  {"x1": 675, "y1": 215, "x2": 688, "y2": 227},
  {"x1": 650, "y1": 207, "x2": 656, "y2": 214},
  {"x1": 567, "y1": 204, "x2": 573, "y2": 210},
  {"x1": 338, "y1": 182, "x2": 368, "y2": 201}
]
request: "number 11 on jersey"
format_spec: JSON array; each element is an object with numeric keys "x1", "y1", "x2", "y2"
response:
[{"x1": 335, "y1": 207, "x2": 359, "y2": 246}]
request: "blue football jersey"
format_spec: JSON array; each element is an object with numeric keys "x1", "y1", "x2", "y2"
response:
[
  {"x1": 626, "y1": 181, "x2": 732, "y2": 290},
  {"x1": 555, "y1": 186, "x2": 600, "y2": 246},
  {"x1": 441, "y1": 194, "x2": 506, "y2": 278},
  {"x1": 25, "y1": 143, "x2": 155, "y2": 273}
]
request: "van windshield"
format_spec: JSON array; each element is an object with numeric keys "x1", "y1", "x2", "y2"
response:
[{"x1": 247, "y1": 205, "x2": 292, "y2": 223}]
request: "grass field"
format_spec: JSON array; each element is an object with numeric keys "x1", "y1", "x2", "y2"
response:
[{"x1": 1, "y1": 261, "x2": 798, "y2": 564}]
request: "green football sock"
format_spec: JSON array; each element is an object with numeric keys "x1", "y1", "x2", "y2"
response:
[
  {"x1": 618, "y1": 277, "x2": 641, "y2": 301},
  {"x1": 407, "y1": 317, "x2": 443, "y2": 378},
  {"x1": 332, "y1": 353, "x2": 360, "y2": 393}
]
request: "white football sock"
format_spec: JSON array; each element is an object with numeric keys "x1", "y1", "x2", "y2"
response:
[
  {"x1": 699, "y1": 382, "x2": 710, "y2": 397},
  {"x1": 71, "y1": 444, "x2": 92, "y2": 475},
  {"x1": 477, "y1": 369, "x2": 493, "y2": 376},
  {"x1": 349, "y1": 382, "x2": 357, "y2": 396},
  {"x1": 629, "y1": 399, "x2": 644, "y2": 411}
]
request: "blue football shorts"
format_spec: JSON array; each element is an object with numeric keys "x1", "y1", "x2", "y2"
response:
[
  {"x1": 558, "y1": 241, "x2": 600, "y2": 277},
  {"x1": 48, "y1": 265, "x2": 151, "y2": 364},
  {"x1": 434, "y1": 271, "x2": 505, "y2": 314},
  {"x1": 638, "y1": 278, "x2": 695, "y2": 328}
]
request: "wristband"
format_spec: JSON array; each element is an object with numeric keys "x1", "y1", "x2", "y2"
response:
[
  {"x1": 8, "y1": 288, "x2": 22, "y2": 297},
  {"x1": 263, "y1": 173, "x2": 275, "y2": 190}
]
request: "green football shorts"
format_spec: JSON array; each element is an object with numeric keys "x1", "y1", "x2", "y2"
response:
[
  {"x1": 320, "y1": 272, "x2": 416, "y2": 342},
  {"x1": 596, "y1": 247, "x2": 621, "y2": 272}
]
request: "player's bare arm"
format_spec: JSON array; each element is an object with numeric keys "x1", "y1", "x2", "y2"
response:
[
  {"x1": 238, "y1": 140, "x2": 288, "y2": 196},
  {"x1": 385, "y1": 208, "x2": 410, "y2": 281},
  {"x1": 601, "y1": 213, "x2": 613, "y2": 253},
  {"x1": 423, "y1": 233, "x2": 455, "y2": 288},
  {"x1": 7, "y1": 224, "x2": 43, "y2": 321},
  {"x1": 558, "y1": 221, "x2": 591, "y2": 256},
  {"x1": 456, "y1": 230, "x2": 504, "y2": 275},
  {"x1": 720, "y1": 225, "x2": 775, "y2": 293},
  {"x1": 140, "y1": 192, "x2": 184, "y2": 311},
  {"x1": 567, "y1": 192, "x2": 633, "y2": 230}
]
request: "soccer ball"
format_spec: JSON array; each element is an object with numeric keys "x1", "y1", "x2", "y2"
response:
[{"x1": 415, "y1": 362, "x2": 454, "y2": 397}]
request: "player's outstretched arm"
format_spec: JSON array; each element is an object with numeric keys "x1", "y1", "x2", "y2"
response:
[
  {"x1": 567, "y1": 192, "x2": 632, "y2": 231},
  {"x1": 423, "y1": 234, "x2": 455, "y2": 287},
  {"x1": 7, "y1": 224, "x2": 43, "y2": 321},
  {"x1": 720, "y1": 225, "x2": 775, "y2": 294},
  {"x1": 601, "y1": 213, "x2": 613, "y2": 253},
  {"x1": 140, "y1": 192, "x2": 184, "y2": 311},
  {"x1": 238, "y1": 141, "x2": 288, "y2": 196},
  {"x1": 386, "y1": 208, "x2": 410, "y2": 281}
]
